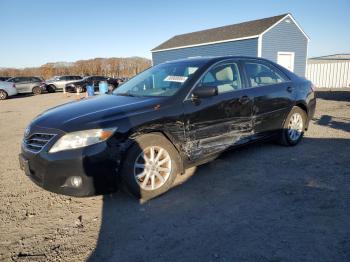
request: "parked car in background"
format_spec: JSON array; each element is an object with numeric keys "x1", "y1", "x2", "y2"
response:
[
  {"x1": 119, "y1": 77, "x2": 129, "y2": 82},
  {"x1": 7, "y1": 77, "x2": 45, "y2": 95},
  {"x1": 20, "y1": 56, "x2": 316, "y2": 199},
  {"x1": 45, "y1": 75, "x2": 83, "y2": 93},
  {"x1": 0, "y1": 81, "x2": 17, "y2": 100},
  {"x1": 65, "y1": 76, "x2": 119, "y2": 92},
  {"x1": 0, "y1": 77, "x2": 11, "y2": 81}
]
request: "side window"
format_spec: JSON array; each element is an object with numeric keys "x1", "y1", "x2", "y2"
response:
[
  {"x1": 245, "y1": 62, "x2": 286, "y2": 87},
  {"x1": 201, "y1": 63, "x2": 242, "y2": 94},
  {"x1": 18, "y1": 77, "x2": 27, "y2": 83}
]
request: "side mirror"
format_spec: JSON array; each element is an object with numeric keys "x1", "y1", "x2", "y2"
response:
[{"x1": 192, "y1": 85, "x2": 218, "y2": 99}]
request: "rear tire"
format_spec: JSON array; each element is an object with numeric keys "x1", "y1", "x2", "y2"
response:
[
  {"x1": 278, "y1": 106, "x2": 307, "y2": 146},
  {"x1": 120, "y1": 133, "x2": 180, "y2": 200},
  {"x1": 0, "y1": 90, "x2": 8, "y2": 100},
  {"x1": 32, "y1": 86, "x2": 42, "y2": 95}
]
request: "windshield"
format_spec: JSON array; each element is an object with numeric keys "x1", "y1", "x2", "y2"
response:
[{"x1": 113, "y1": 60, "x2": 206, "y2": 97}]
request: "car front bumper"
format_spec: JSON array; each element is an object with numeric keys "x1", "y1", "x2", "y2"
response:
[{"x1": 19, "y1": 134, "x2": 120, "y2": 197}]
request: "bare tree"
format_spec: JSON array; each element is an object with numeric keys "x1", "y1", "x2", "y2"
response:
[{"x1": 0, "y1": 57, "x2": 151, "y2": 79}]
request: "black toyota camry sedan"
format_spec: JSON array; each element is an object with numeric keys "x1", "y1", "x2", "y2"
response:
[{"x1": 19, "y1": 56, "x2": 316, "y2": 199}]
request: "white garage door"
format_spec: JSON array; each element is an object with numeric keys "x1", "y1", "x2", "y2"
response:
[{"x1": 277, "y1": 52, "x2": 295, "y2": 72}]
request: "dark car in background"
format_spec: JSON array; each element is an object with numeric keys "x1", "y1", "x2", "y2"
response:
[
  {"x1": 19, "y1": 56, "x2": 316, "y2": 199},
  {"x1": 65, "y1": 76, "x2": 119, "y2": 93},
  {"x1": 0, "y1": 77, "x2": 11, "y2": 82},
  {"x1": 45, "y1": 75, "x2": 83, "y2": 93},
  {"x1": 7, "y1": 76, "x2": 45, "y2": 95}
]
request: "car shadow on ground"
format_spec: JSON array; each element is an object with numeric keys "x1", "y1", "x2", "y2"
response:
[
  {"x1": 88, "y1": 136, "x2": 350, "y2": 262},
  {"x1": 314, "y1": 115, "x2": 350, "y2": 133},
  {"x1": 7, "y1": 92, "x2": 52, "y2": 100}
]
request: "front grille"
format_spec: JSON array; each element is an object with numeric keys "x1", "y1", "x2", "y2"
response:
[{"x1": 23, "y1": 133, "x2": 56, "y2": 153}]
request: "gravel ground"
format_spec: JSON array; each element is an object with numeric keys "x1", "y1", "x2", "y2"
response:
[{"x1": 0, "y1": 91, "x2": 349, "y2": 262}]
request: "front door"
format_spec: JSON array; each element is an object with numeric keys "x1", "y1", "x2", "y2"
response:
[
  {"x1": 183, "y1": 60, "x2": 253, "y2": 160},
  {"x1": 277, "y1": 52, "x2": 295, "y2": 72}
]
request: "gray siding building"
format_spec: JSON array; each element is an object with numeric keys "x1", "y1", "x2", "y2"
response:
[
  {"x1": 152, "y1": 14, "x2": 310, "y2": 76},
  {"x1": 306, "y1": 54, "x2": 350, "y2": 88}
]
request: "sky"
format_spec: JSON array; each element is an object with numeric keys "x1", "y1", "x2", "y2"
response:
[{"x1": 0, "y1": 0, "x2": 349, "y2": 68}]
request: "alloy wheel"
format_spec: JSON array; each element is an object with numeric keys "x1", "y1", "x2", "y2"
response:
[
  {"x1": 0, "y1": 90, "x2": 7, "y2": 100},
  {"x1": 134, "y1": 146, "x2": 172, "y2": 191},
  {"x1": 32, "y1": 87, "x2": 41, "y2": 95},
  {"x1": 287, "y1": 112, "x2": 303, "y2": 141}
]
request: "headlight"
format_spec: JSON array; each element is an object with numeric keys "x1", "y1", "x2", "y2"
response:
[{"x1": 49, "y1": 128, "x2": 116, "y2": 153}]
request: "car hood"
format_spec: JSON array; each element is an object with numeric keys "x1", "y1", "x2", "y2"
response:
[{"x1": 31, "y1": 95, "x2": 164, "y2": 132}]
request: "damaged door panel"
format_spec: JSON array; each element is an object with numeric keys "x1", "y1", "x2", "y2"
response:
[{"x1": 183, "y1": 61, "x2": 254, "y2": 160}]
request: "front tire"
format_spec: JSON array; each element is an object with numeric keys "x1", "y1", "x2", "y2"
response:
[
  {"x1": 0, "y1": 90, "x2": 8, "y2": 100},
  {"x1": 278, "y1": 106, "x2": 307, "y2": 146},
  {"x1": 121, "y1": 133, "x2": 180, "y2": 200}
]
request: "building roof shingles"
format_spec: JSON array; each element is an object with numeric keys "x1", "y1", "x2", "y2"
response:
[{"x1": 152, "y1": 14, "x2": 288, "y2": 51}]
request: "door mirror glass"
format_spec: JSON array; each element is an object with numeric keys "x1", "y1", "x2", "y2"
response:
[{"x1": 192, "y1": 85, "x2": 218, "y2": 98}]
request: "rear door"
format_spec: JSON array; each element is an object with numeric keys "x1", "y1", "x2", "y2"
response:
[
  {"x1": 183, "y1": 60, "x2": 254, "y2": 160},
  {"x1": 31, "y1": 77, "x2": 42, "y2": 89},
  {"x1": 243, "y1": 60, "x2": 294, "y2": 138}
]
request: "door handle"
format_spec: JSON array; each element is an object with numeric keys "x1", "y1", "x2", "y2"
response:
[
  {"x1": 287, "y1": 86, "x2": 294, "y2": 93},
  {"x1": 238, "y1": 95, "x2": 250, "y2": 104}
]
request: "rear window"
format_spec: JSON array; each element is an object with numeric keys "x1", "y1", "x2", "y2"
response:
[
  {"x1": 245, "y1": 62, "x2": 288, "y2": 87},
  {"x1": 31, "y1": 77, "x2": 41, "y2": 82}
]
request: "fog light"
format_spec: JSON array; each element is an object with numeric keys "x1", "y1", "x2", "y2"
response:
[{"x1": 69, "y1": 176, "x2": 82, "y2": 188}]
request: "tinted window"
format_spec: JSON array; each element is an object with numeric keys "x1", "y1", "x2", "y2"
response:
[
  {"x1": 17, "y1": 77, "x2": 28, "y2": 83},
  {"x1": 245, "y1": 62, "x2": 287, "y2": 87},
  {"x1": 201, "y1": 63, "x2": 242, "y2": 94},
  {"x1": 96, "y1": 76, "x2": 107, "y2": 81},
  {"x1": 31, "y1": 77, "x2": 41, "y2": 82}
]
